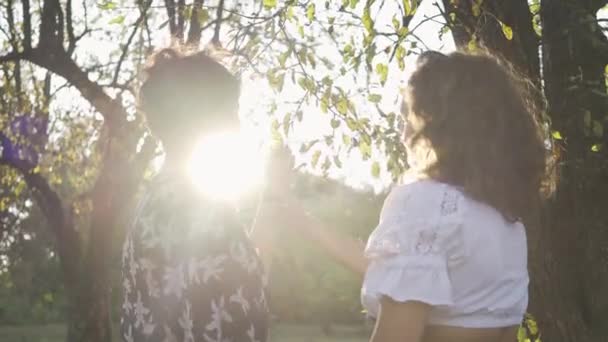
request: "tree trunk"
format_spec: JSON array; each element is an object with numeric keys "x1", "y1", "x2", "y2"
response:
[
  {"x1": 537, "y1": 1, "x2": 608, "y2": 341},
  {"x1": 444, "y1": 0, "x2": 608, "y2": 340}
]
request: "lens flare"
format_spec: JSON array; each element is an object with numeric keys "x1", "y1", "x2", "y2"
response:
[{"x1": 189, "y1": 132, "x2": 266, "y2": 202}]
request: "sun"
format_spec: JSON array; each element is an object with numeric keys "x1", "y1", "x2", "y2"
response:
[{"x1": 188, "y1": 131, "x2": 267, "y2": 202}]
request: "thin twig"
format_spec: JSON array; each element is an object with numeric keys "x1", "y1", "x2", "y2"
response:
[{"x1": 112, "y1": 0, "x2": 153, "y2": 86}]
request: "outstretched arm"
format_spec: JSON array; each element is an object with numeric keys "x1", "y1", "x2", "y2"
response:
[{"x1": 251, "y1": 196, "x2": 369, "y2": 276}]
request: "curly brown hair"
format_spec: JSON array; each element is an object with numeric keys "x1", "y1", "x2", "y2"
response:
[
  {"x1": 139, "y1": 47, "x2": 240, "y2": 142},
  {"x1": 403, "y1": 51, "x2": 553, "y2": 223}
]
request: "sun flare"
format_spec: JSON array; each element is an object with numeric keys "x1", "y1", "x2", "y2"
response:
[{"x1": 188, "y1": 132, "x2": 267, "y2": 202}]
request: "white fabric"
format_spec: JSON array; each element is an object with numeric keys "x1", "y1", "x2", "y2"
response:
[{"x1": 361, "y1": 178, "x2": 528, "y2": 328}]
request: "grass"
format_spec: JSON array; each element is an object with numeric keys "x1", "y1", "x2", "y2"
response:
[{"x1": 0, "y1": 323, "x2": 370, "y2": 342}]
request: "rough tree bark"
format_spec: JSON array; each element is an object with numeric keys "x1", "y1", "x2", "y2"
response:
[
  {"x1": 1, "y1": 2, "x2": 156, "y2": 342},
  {"x1": 442, "y1": 0, "x2": 608, "y2": 341}
]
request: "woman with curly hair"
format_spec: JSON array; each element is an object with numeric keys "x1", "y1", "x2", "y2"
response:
[{"x1": 258, "y1": 50, "x2": 552, "y2": 342}]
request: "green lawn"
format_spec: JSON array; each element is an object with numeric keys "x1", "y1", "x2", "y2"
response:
[{"x1": 0, "y1": 323, "x2": 370, "y2": 342}]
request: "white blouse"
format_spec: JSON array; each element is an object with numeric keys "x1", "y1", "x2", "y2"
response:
[{"x1": 361, "y1": 178, "x2": 528, "y2": 328}]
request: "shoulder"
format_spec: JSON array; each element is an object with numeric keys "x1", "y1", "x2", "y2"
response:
[{"x1": 381, "y1": 178, "x2": 465, "y2": 220}]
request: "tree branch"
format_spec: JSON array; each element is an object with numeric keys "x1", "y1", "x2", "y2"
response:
[
  {"x1": 186, "y1": 0, "x2": 204, "y2": 46},
  {"x1": 0, "y1": 51, "x2": 29, "y2": 64},
  {"x1": 66, "y1": 0, "x2": 76, "y2": 54},
  {"x1": 39, "y1": 0, "x2": 64, "y2": 50},
  {"x1": 164, "y1": 0, "x2": 178, "y2": 37},
  {"x1": 112, "y1": 0, "x2": 152, "y2": 86},
  {"x1": 22, "y1": 0, "x2": 32, "y2": 50},
  {"x1": 211, "y1": 0, "x2": 225, "y2": 46},
  {"x1": 176, "y1": 0, "x2": 185, "y2": 41},
  {"x1": 0, "y1": 157, "x2": 81, "y2": 285},
  {"x1": 27, "y1": 49, "x2": 128, "y2": 132}
]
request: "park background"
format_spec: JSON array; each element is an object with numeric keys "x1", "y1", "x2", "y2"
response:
[{"x1": 0, "y1": 0, "x2": 607, "y2": 341}]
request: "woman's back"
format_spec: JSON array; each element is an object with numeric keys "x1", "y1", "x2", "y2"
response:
[
  {"x1": 120, "y1": 173, "x2": 269, "y2": 342},
  {"x1": 362, "y1": 179, "x2": 527, "y2": 339}
]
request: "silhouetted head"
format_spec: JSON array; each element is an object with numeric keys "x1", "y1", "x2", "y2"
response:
[
  {"x1": 139, "y1": 48, "x2": 240, "y2": 154},
  {"x1": 402, "y1": 50, "x2": 554, "y2": 222}
]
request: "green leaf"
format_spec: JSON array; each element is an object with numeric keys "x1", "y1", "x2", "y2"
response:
[
  {"x1": 371, "y1": 161, "x2": 380, "y2": 178},
  {"x1": 359, "y1": 141, "x2": 372, "y2": 159},
  {"x1": 311, "y1": 150, "x2": 321, "y2": 168},
  {"x1": 98, "y1": 1, "x2": 116, "y2": 10},
  {"x1": 346, "y1": 117, "x2": 358, "y2": 130},
  {"x1": 199, "y1": 9, "x2": 210, "y2": 23},
  {"x1": 592, "y1": 120, "x2": 603, "y2": 138},
  {"x1": 472, "y1": 0, "x2": 483, "y2": 17},
  {"x1": 298, "y1": 25, "x2": 305, "y2": 37},
  {"x1": 278, "y1": 50, "x2": 290, "y2": 68},
  {"x1": 342, "y1": 134, "x2": 352, "y2": 146},
  {"x1": 299, "y1": 140, "x2": 318, "y2": 153},
  {"x1": 283, "y1": 112, "x2": 292, "y2": 135},
  {"x1": 337, "y1": 97, "x2": 349, "y2": 115},
  {"x1": 333, "y1": 156, "x2": 343, "y2": 168},
  {"x1": 551, "y1": 130, "x2": 563, "y2": 140},
  {"x1": 349, "y1": 0, "x2": 358, "y2": 9},
  {"x1": 392, "y1": 16, "x2": 401, "y2": 31},
  {"x1": 362, "y1": 7, "x2": 374, "y2": 34},
  {"x1": 467, "y1": 36, "x2": 478, "y2": 52},
  {"x1": 286, "y1": 6, "x2": 295, "y2": 20},
  {"x1": 529, "y1": 0, "x2": 540, "y2": 14},
  {"x1": 396, "y1": 45, "x2": 406, "y2": 70},
  {"x1": 320, "y1": 95, "x2": 329, "y2": 114},
  {"x1": 526, "y1": 317, "x2": 539, "y2": 335},
  {"x1": 43, "y1": 293, "x2": 54, "y2": 303},
  {"x1": 500, "y1": 21, "x2": 513, "y2": 40},
  {"x1": 403, "y1": 0, "x2": 412, "y2": 15},
  {"x1": 271, "y1": 118, "x2": 281, "y2": 141},
  {"x1": 322, "y1": 156, "x2": 332, "y2": 172},
  {"x1": 591, "y1": 144, "x2": 602, "y2": 152},
  {"x1": 109, "y1": 15, "x2": 125, "y2": 25},
  {"x1": 375, "y1": 63, "x2": 388, "y2": 85},
  {"x1": 368, "y1": 94, "x2": 382, "y2": 103},
  {"x1": 307, "y1": 3, "x2": 316, "y2": 21},
  {"x1": 517, "y1": 326, "x2": 527, "y2": 342},
  {"x1": 330, "y1": 118, "x2": 341, "y2": 128},
  {"x1": 583, "y1": 110, "x2": 592, "y2": 127},
  {"x1": 263, "y1": 0, "x2": 277, "y2": 8}
]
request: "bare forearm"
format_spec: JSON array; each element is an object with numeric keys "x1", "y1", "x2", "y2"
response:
[
  {"x1": 252, "y1": 196, "x2": 368, "y2": 276},
  {"x1": 280, "y1": 199, "x2": 368, "y2": 276},
  {"x1": 303, "y1": 218, "x2": 368, "y2": 276}
]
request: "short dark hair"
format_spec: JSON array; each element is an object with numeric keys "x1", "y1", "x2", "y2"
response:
[{"x1": 139, "y1": 48, "x2": 240, "y2": 142}]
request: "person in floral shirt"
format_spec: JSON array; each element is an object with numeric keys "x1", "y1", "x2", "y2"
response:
[{"x1": 120, "y1": 48, "x2": 269, "y2": 342}]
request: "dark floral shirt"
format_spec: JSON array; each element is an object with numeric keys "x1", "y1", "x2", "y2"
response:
[{"x1": 120, "y1": 172, "x2": 269, "y2": 342}]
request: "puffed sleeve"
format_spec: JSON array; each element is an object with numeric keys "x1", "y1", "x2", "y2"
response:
[{"x1": 361, "y1": 180, "x2": 465, "y2": 317}]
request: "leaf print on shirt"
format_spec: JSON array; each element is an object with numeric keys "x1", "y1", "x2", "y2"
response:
[
  {"x1": 205, "y1": 296, "x2": 233, "y2": 342},
  {"x1": 199, "y1": 255, "x2": 226, "y2": 283},
  {"x1": 230, "y1": 242, "x2": 259, "y2": 273},
  {"x1": 121, "y1": 176, "x2": 269, "y2": 342},
  {"x1": 178, "y1": 301, "x2": 195, "y2": 342},
  {"x1": 134, "y1": 291, "x2": 151, "y2": 329},
  {"x1": 247, "y1": 324, "x2": 260, "y2": 342},
  {"x1": 229, "y1": 287, "x2": 250, "y2": 315},
  {"x1": 163, "y1": 264, "x2": 186, "y2": 298},
  {"x1": 124, "y1": 326, "x2": 134, "y2": 342}
]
